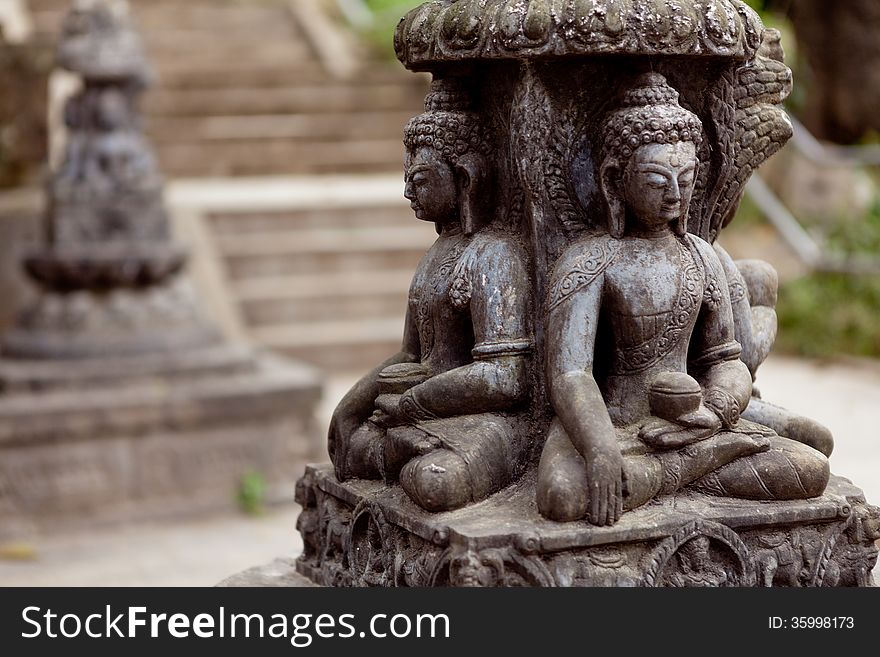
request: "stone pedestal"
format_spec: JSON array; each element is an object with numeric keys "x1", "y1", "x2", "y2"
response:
[
  {"x1": 294, "y1": 464, "x2": 879, "y2": 587},
  {"x1": 0, "y1": 346, "x2": 321, "y2": 539}
]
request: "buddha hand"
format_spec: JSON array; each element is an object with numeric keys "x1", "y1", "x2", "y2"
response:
[
  {"x1": 639, "y1": 409, "x2": 722, "y2": 449},
  {"x1": 584, "y1": 446, "x2": 625, "y2": 526},
  {"x1": 640, "y1": 372, "x2": 723, "y2": 449}
]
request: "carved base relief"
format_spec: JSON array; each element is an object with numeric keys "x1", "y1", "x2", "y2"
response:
[{"x1": 296, "y1": 465, "x2": 879, "y2": 587}]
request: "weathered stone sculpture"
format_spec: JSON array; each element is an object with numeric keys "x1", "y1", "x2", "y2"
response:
[
  {"x1": 536, "y1": 72, "x2": 829, "y2": 526},
  {"x1": 331, "y1": 78, "x2": 534, "y2": 512},
  {"x1": 296, "y1": 0, "x2": 879, "y2": 587},
  {"x1": 0, "y1": 0, "x2": 321, "y2": 538},
  {"x1": 3, "y1": 0, "x2": 214, "y2": 358}
]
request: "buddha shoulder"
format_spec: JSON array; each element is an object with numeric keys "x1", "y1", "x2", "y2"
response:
[
  {"x1": 449, "y1": 232, "x2": 530, "y2": 310},
  {"x1": 548, "y1": 234, "x2": 621, "y2": 310}
]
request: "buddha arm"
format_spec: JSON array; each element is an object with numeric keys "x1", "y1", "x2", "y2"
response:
[
  {"x1": 327, "y1": 309, "x2": 420, "y2": 462},
  {"x1": 400, "y1": 235, "x2": 532, "y2": 419},
  {"x1": 690, "y1": 241, "x2": 754, "y2": 428},
  {"x1": 713, "y1": 244, "x2": 757, "y2": 374},
  {"x1": 399, "y1": 355, "x2": 529, "y2": 419},
  {"x1": 546, "y1": 278, "x2": 619, "y2": 464},
  {"x1": 695, "y1": 359, "x2": 752, "y2": 429},
  {"x1": 547, "y1": 273, "x2": 624, "y2": 526}
]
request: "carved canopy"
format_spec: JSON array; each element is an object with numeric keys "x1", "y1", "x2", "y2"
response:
[{"x1": 396, "y1": 0, "x2": 764, "y2": 70}]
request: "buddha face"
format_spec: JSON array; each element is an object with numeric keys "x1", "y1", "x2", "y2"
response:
[
  {"x1": 404, "y1": 147, "x2": 457, "y2": 225},
  {"x1": 623, "y1": 142, "x2": 697, "y2": 231}
]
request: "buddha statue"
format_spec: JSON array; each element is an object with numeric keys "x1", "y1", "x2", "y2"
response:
[
  {"x1": 329, "y1": 79, "x2": 534, "y2": 512},
  {"x1": 537, "y1": 73, "x2": 830, "y2": 526}
]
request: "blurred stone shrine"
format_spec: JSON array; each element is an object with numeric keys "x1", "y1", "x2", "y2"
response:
[{"x1": 0, "y1": 0, "x2": 322, "y2": 539}]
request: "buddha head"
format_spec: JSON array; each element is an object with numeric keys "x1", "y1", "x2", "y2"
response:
[
  {"x1": 599, "y1": 73, "x2": 703, "y2": 239},
  {"x1": 403, "y1": 78, "x2": 492, "y2": 234}
]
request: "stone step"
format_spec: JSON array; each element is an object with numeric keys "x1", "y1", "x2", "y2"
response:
[
  {"x1": 208, "y1": 205, "x2": 414, "y2": 236},
  {"x1": 251, "y1": 318, "x2": 404, "y2": 372},
  {"x1": 153, "y1": 67, "x2": 426, "y2": 92},
  {"x1": 216, "y1": 225, "x2": 434, "y2": 259},
  {"x1": 218, "y1": 225, "x2": 433, "y2": 279},
  {"x1": 155, "y1": 138, "x2": 408, "y2": 177},
  {"x1": 225, "y1": 241, "x2": 428, "y2": 281},
  {"x1": 144, "y1": 84, "x2": 425, "y2": 118},
  {"x1": 134, "y1": 4, "x2": 296, "y2": 30},
  {"x1": 146, "y1": 43, "x2": 314, "y2": 67},
  {"x1": 166, "y1": 173, "x2": 405, "y2": 212},
  {"x1": 141, "y1": 28, "x2": 304, "y2": 52},
  {"x1": 30, "y1": 1, "x2": 297, "y2": 31},
  {"x1": 233, "y1": 269, "x2": 413, "y2": 326},
  {"x1": 147, "y1": 111, "x2": 414, "y2": 143},
  {"x1": 244, "y1": 289, "x2": 409, "y2": 327},
  {"x1": 30, "y1": 1, "x2": 307, "y2": 49},
  {"x1": 232, "y1": 268, "x2": 415, "y2": 302},
  {"x1": 166, "y1": 176, "x2": 421, "y2": 369},
  {"x1": 215, "y1": 221, "x2": 436, "y2": 281},
  {"x1": 146, "y1": 48, "x2": 319, "y2": 76}
]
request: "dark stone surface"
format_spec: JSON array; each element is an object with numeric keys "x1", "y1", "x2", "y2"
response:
[
  {"x1": 394, "y1": 0, "x2": 765, "y2": 69},
  {"x1": 297, "y1": 464, "x2": 878, "y2": 587}
]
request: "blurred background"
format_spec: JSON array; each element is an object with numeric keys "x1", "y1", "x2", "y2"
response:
[{"x1": 0, "y1": 0, "x2": 877, "y2": 585}]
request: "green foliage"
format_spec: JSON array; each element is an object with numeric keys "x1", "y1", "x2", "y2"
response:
[
  {"x1": 741, "y1": 0, "x2": 778, "y2": 25},
  {"x1": 237, "y1": 469, "x2": 268, "y2": 516},
  {"x1": 358, "y1": 1, "x2": 423, "y2": 58},
  {"x1": 775, "y1": 198, "x2": 880, "y2": 359},
  {"x1": 824, "y1": 199, "x2": 880, "y2": 256},
  {"x1": 728, "y1": 194, "x2": 768, "y2": 230},
  {"x1": 776, "y1": 272, "x2": 880, "y2": 359},
  {"x1": 363, "y1": 0, "x2": 419, "y2": 12}
]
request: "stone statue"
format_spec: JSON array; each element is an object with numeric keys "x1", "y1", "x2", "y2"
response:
[
  {"x1": 0, "y1": 0, "x2": 322, "y2": 536},
  {"x1": 330, "y1": 79, "x2": 534, "y2": 512},
  {"x1": 536, "y1": 73, "x2": 828, "y2": 525},
  {"x1": 3, "y1": 0, "x2": 213, "y2": 358},
  {"x1": 295, "y1": 0, "x2": 880, "y2": 588}
]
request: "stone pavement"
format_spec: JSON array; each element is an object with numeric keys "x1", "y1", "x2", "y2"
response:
[
  {"x1": 0, "y1": 354, "x2": 877, "y2": 587},
  {"x1": 754, "y1": 355, "x2": 880, "y2": 506},
  {"x1": 0, "y1": 506, "x2": 304, "y2": 587}
]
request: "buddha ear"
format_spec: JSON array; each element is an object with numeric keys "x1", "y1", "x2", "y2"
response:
[
  {"x1": 676, "y1": 207, "x2": 689, "y2": 238},
  {"x1": 600, "y1": 158, "x2": 625, "y2": 239},
  {"x1": 455, "y1": 153, "x2": 486, "y2": 235},
  {"x1": 676, "y1": 181, "x2": 693, "y2": 238}
]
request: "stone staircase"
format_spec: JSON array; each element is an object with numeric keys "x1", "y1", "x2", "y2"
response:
[
  {"x1": 213, "y1": 207, "x2": 429, "y2": 370},
  {"x1": 168, "y1": 176, "x2": 436, "y2": 373},
  {"x1": 28, "y1": 0, "x2": 427, "y2": 177}
]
